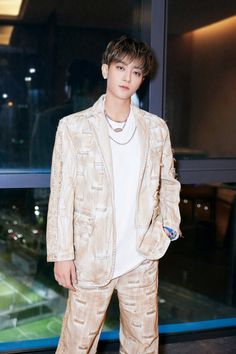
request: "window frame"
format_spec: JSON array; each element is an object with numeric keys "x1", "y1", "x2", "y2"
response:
[{"x1": 1, "y1": 0, "x2": 236, "y2": 352}]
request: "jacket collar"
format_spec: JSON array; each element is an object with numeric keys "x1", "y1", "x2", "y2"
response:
[{"x1": 87, "y1": 95, "x2": 150, "y2": 185}]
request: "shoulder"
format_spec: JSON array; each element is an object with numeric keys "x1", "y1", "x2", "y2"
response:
[
  {"x1": 133, "y1": 105, "x2": 169, "y2": 134},
  {"x1": 59, "y1": 106, "x2": 93, "y2": 128},
  {"x1": 55, "y1": 106, "x2": 94, "y2": 136}
]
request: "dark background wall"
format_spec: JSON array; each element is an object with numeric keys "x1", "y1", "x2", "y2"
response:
[
  {"x1": 189, "y1": 16, "x2": 236, "y2": 157},
  {"x1": 167, "y1": 16, "x2": 236, "y2": 157}
]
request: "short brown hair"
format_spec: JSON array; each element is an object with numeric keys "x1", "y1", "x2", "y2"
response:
[{"x1": 102, "y1": 35, "x2": 153, "y2": 77}]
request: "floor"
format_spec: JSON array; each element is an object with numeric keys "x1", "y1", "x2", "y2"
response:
[
  {"x1": 159, "y1": 336, "x2": 236, "y2": 354},
  {"x1": 97, "y1": 335, "x2": 236, "y2": 354}
]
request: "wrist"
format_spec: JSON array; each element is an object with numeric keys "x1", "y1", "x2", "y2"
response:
[{"x1": 163, "y1": 226, "x2": 178, "y2": 241}]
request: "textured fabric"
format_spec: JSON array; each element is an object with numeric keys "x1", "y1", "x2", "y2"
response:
[
  {"x1": 46, "y1": 94, "x2": 181, "y2": 287},
  {"x1": 108, "y1": 108, "x2": 145, "y2": 279},
  {"x1": 56, "y1": 259, "x2": 159, "y2": 354}
]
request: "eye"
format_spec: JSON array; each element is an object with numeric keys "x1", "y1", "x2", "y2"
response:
[
  {"x1": 116, "y1": 65, "x2": 125, "y2": 71},
  {"x1": 134, "y1": 71, "x2": 142, "y2": 77}
]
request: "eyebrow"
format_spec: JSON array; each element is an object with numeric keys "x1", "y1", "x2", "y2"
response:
[{"x1": 118, "y1": 60, "x2": 142, "y2": 70}]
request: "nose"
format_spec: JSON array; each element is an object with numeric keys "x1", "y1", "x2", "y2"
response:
[{"x1": 123, "y1": 70, "x2": 131, "y2": 82}]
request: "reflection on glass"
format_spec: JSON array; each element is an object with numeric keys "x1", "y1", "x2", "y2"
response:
[
  {"x1": 0, "y1": 188, "x2": 63, "y2": 342},
  {"x1": 0, "y1": 184, "x2": 236, "y2": 343},
  {"x1": 0, "y1": 188, "x2": 120, "y2": 343},
  {"x1": 160, "y1": 183, "x2": 236, "y2": 323},
  {"x1": 167, "y1": 1, "x2": 236, "y2": 158},
  {"x1": 0, "y1": 0, "x2": 144, "y2": 169}
]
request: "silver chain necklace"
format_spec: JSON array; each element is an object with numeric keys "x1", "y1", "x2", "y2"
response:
[
  {"x1": 104, "y1": 110, "x2": 129, "y2": 133},
  {"x1": 109, "y1": 126, "x2": 137, "y2": 145}
]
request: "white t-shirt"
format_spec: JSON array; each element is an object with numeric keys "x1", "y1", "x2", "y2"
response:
[{"x1": 105, "y1": 107, "x2": 145, "y2": 279}]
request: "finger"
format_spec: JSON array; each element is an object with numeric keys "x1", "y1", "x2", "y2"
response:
[
  {"x1": 55, "y1": 276, "x2": 60, "y2": 284},
  {"x1": 71, "y1": 264, "x2": 77, "y2": 285},
  {"x1": 55, "y1": 274, "x2": 63, "y2": 286},
  {"x1": 64, "y1": 276, "x2": 76, "y2": 292},
  {"x1": 66, "y1": 283, "x2": 76, "y2": 291},
  {"x1": 54, "y1": 270, "x2": 61, "y2": 282}
]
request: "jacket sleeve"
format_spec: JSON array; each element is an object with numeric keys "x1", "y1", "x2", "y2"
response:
[
  {"x1": 46, "y1": 119, "x2": 76, "y2": 262},
  {"x1": 159, "y1": 122, "x2": 182, "y2": 238}
]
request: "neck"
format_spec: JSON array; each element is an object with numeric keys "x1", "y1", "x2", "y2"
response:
[{"x1": 104, "y1": 94, "x2": 131, "y2": 122}]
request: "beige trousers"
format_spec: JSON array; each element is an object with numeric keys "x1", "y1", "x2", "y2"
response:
[{"x1": 56, "y1": 259, "x2": 159, "y2": 354}]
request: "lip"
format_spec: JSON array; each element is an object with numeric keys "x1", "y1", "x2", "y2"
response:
[{"x1": 119, "y1": 85, "x2": 130, "y2": 90}]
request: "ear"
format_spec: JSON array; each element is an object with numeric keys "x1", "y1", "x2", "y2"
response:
[{"x1": 101, "y1": 64, "x2": 108, "y2": 79}]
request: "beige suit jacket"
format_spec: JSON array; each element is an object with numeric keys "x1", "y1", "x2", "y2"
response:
[{"x1": 46, "y1": 95, "x2": 181, "y2": 287}]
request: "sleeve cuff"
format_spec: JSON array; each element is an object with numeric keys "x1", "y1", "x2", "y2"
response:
[
  {"x1": 163, "y1": 226, "x2": 179, "y2": 241},
  {"x1": 47, "y1": 253, "x2": 74, "y2": 262}
]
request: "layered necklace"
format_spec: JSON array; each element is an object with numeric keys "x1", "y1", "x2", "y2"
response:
[{"x1": 104, "y1": 109, "x2": 137, "y2": 145}]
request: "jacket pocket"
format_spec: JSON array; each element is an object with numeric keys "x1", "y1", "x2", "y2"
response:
[{"x1": 138, "y1": 219, "x2": 171, "y2": 260}]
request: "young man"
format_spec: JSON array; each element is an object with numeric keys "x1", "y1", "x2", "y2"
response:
[{"x1": 46, "y1": 36, "x2": 181, "y2": 354}]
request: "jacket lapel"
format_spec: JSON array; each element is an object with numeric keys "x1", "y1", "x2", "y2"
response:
[
  {"x1": 133, "y1": 105, "x2": 150, "y2": 179},
  {"x1": 87, "y1": 95, "x2": 150, "y2": 187},
  {"x1": 88, "y1": 96, "x2": 114, "y2": 185}
]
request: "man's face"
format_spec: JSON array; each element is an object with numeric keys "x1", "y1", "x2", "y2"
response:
[{"x1": 102, "y1": 57, "x2": 144, "y2": 100}]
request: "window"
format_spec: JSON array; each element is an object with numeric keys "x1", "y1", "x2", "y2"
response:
[
  {"x1": 0, "y1": 0, "x2": 146, "y2": 170},
  {"x1": 0, "y1": 0, "x2": 151, "y2": 351},
  {"x1": 1, "y1": 0, "x2": 236, "y2": 352},
  {"x1": 160, "y1": 183, "x2": 236, "y2": 323},
  {"x1": 166, "y1": 1, "x2": 236, "y2": 159},
  {"x1": 161, "y1": 0, "x2": 236, "y2": 335}
]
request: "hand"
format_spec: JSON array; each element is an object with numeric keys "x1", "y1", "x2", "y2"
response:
[{"x1": 54, "y1": 260, "x2": 77, "y2": 291}]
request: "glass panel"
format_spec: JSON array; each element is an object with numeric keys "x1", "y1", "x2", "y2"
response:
[
  {"x1": 0, "y1": 188, "x2": 119, "y2": 344},
  {"x1": 166, "y1": 1, "x2": 236, "y2": 159},
  {"x1": 0, "y1": 188, "x2": 62, "y2": 342},
  {"x1": 1, "y1": 183, "x2": 236, "y2": 344},
  {"x1": 0, "y1": 0, "x2": 145, "y2": 170},
  {"x1": 159, "y1": 183, "x2": 236, "y2": 323}
]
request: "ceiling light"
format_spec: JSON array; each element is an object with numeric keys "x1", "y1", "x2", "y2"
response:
[
  {"x1": 192, "y1": 16, "x2": 236, "y2": 36},
  {"x1": 0, "y1": 0, "x2": 23, "y2": 17},
  {"x1": 0, "y1": 26, "x2": 14, "y2": 45}
]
